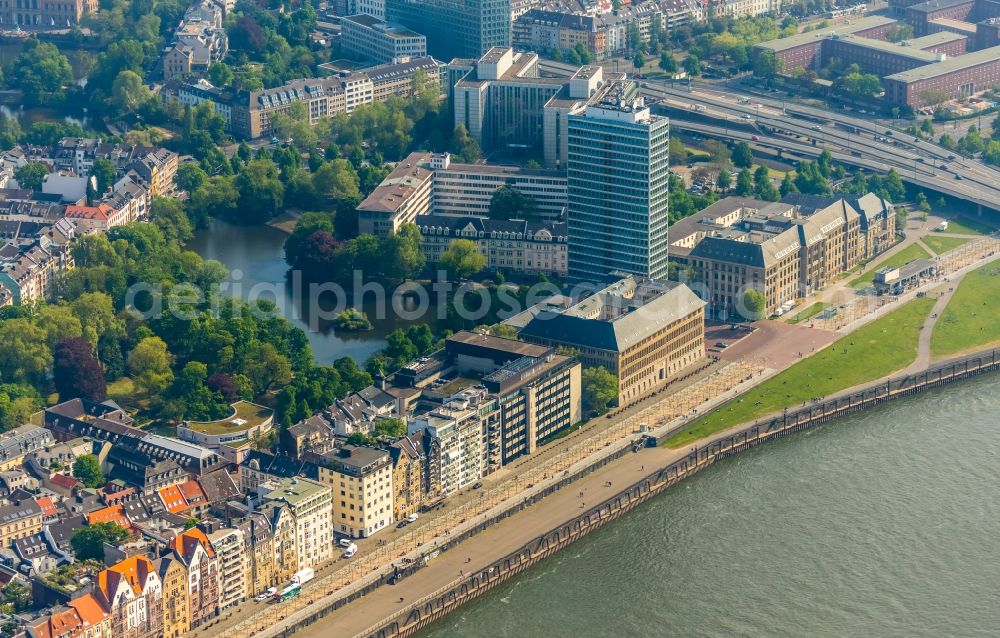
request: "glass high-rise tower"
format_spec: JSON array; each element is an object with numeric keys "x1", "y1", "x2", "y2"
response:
[
  {"x1": 567, "y1": 80, "x2": 670, "y2": 283},
  {"x1": 386, "y1": 0, "x2": 511, "y2": 61}
]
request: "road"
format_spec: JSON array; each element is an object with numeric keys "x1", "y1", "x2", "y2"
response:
[{"x1": 535, "y1": 60, "x2": 1000, "y2": 213}]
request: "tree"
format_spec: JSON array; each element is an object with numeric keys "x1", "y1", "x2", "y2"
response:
[
  {"x1": 89, "y1": 159, "x2": 117, "y2": 195},
  {"x1": 753, "y1": 165, "x2": 779, "y2": 201},
  {"x1": 732, "y1": 141, "x2": 753, "y2": 168},
  {"x1": 54, "y1": 338, "x2": 107, "y2": 402},
  {"x1": 284, "y1": 212, "x2": 334, "y2": 267},
  {"x1": 13, "y1": 162, "x2": 48, "y2": 191},
  {"x1": 208, "y1": 62, "x2": 234, "y2": 87},
  {"x1": 382, "y1": 224, "x2": 426, "y2": 280},
  {"x1": 450, "y1": 124, "x2": 481, "y2": 163},
  {"x1": 245, "y1": 342, "x2": 292, "y2": 394},
  {"x1": 779, "y1": 172, "x2": 797, "y2": 196},
  {"x1": 734, "y1": 168, "x2": 754, "y2": 196},
  {"x1": 0, "y1": 319, "x2": 51, "y2": 385},
  {"x1": 917, "y1": 191, "x2": 931, "y2": 212},
  {"x1": 659, "y1": 51, "x2": 678, "y2": 74},
  {"x1": 128, "y1": 336, "x2": 174, "y2": 394},
  {"x1": 73, "y1": 454, "x2": 105, "y2": 488},
  {"x1": 488, "y1": 185, "x2": 538, "y2": 221},
  {"x1": 633, "y1": 51, "x2": 646, "y2": 73},
  {"x1": 582, "y1": 367, "x2": 618, "y2": 415},
  {"x1": 37, "y1": 304, "x2": 83, "y2": 347},
  {"x1": 111, "y1": 70, "x2": 151, "y2": 115},
  {"x1": 373, "y1": 417, "x2": 406, "y2": 439},
  {"x1": 71, "y1": 292, "x2": 118, "y2": 346},
  {"x1": 1, "y1": 581, "x2": 31, "y2": 613},
  {"x1": 683, "y1": 54, "x2": 701, "y2": 76},
  {"x1": 175, "y1": 163, "x2": 209, "y2": 193},
  {"x1": 752, "y1": 49, "x2": 782, "y2": 79},
  {"x1": 716, "y1": 169, "x2": 732, "y2": 191},
  {"x1": 6, "y1": 40, "x2": 72, "y2": 104},
  {"x1": 311, "y1": 159, "x2": 360, "y2": 202},
  {"x1": 885, "y1": 23, "x2": 913, "y2": 42},
  {"x1": 234, "y1": 159, "x2": 284, "y2": 223},
  {"x1": 346, "y1": 431, "x2": 375, "y2": 446},
  {"x1": 70, "y1": 523, "x2": 129, "y2": 561},
  {"x1": 0, "y1": 385, "x2": 40, "y2": 432},
  {"x1": 439, "y1": 239, "x2": 486, "y2": 280},
  {"x1": 741, "y1": 289, "x2": 766, "y2": 320},
  {"x1": 668, "y1": 136, "x2": 688, "y2": 166}
]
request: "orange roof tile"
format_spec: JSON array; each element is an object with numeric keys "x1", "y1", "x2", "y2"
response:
[
  {"x1": 157, "y1": 484, "x2": 189, "y2": 514},
  {"x1": 169, "y1": 528, "x2": 215, "y2": 561},
  {"x1": 85, "y1": 504, "x2": 131, "y2": 529},
  {"x1": 178, "y1": 480, "x2": 206, "y2": 503},
  {"x1": 65, "y1": 204, "x2": 113, "y2": 220},
  {"x1": 68, "y1": 593, "x2": 108, "y2": 627},
  {"x1": 35, "y1": 496, "x2": 56, "y2": 518},
  {"x1": 29, "y1": 606, "x2": 83, "y2": 638},
  {"x1": 98, "y1": 555, "x2": 155, "y2": 598}
]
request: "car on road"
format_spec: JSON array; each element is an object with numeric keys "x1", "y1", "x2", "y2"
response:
[
  {"x1": 343, "y1": 543, "x2": 358, "y2": 559},
  {"x1": 812, "y1": 124, "x2": 821, "y2": 130},
  {"x1": 715, "y1": 341, "x2": 729, "y2": 349},
  {"x1": 885, "y1": 130, "x2": 893, "y2": 136},
  {"x1": 405, "y1": 513, "x2": 419, "y2": 523},
  {"x1": 751, "y1": 135, "x2": 759, "y2": 141},
  {"x1": 338, "y1": 538, "x2": 354, "y2": 548},
  {"x1": 954, "y1": 174, "x2": 963, "y2": 180},
  {"x1": 472, "y1": 481, "x2": 483, "y2": 489},
  {"x1": 947, "y1": 154, "x2": 956, "y2": 160},
  {"x1": 396, "y1": 520, "x2": 410, "y2": 529}
]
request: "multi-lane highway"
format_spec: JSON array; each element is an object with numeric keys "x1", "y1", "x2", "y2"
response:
[{"x1": 535, "y1": 59, "x2": 1000, "y2": 212}]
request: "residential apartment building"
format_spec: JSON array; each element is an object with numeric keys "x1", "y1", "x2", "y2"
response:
[
  {"x1": 237, "y1": 513, "x2": 276, "y2": 597},
  {"x1": 162, "y1": 0, "x2": 228, "y2": 80},
  {"x1": 341, "y1": 14, "x2": 427, "y2": 64},
  {"x1": 386, "y1": 0, "x2": 511, "y2": 60},
  {"x1": 520, "y1": 276, "x2": 706, "y2": 404},
  {"x1": 348, "y1": 0, "x2": 386, "y2": 20},
  {"x1": 670, "y1": 194, "x2": 895, "y2": 318},
  {"x1": 417, "y1": 215, "x2": 568, "y2": 277},
  {"x1": 408, "y1": 394, "x2": 488, "y2": 494},
  {"x1": 0, "y1": 424, "x2": 54, "y2": 471},
  {"x1": 445, "y1": 331, "x2": 581, "y2": 466},
  {"x1": 92, "y1": 556, "x2": 163, "y2": 638},
  {"x1": 567, "y1": 79, "x2": 670, "y2": 282},
  {"x1": 0, "y1": 496, "x2": 43, "y2": 548},
  {"x1": 208, "y1": 528, "x2": 248, "y2": 611},
  {"x1": 156, "y1": 557, "x2": 189, "y2": 638},
  {"x1": 312, "y1": 446, "x2": 393, "y2": 539},
  {"x1": 357, "y1": 150, "x2": 567, "y2": 236},
  {"x1": 258, "y1": 502, "x2": 297, "y2": 584},
  {"x1": 259, "y1": 477, "x2": 332, "y2": 569},
  {"x1": 0, "y1": 0, "x2": 97, "y2": 27},
  {"x1": 173, "y1": 58, "x2": 443, "y2": 139},
  {"x1": 387, "y1": 434, "x2": 436, "y2": 519},
  {"x1": 166, "y1": 529, "x2": 218, "y2": 630}
]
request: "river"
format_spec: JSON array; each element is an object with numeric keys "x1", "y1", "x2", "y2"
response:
[
  {"x1": 188, "y1": 219, "x2": 445, "y2": 365},
  {"x1": 418, "y1": 375, "x2": 1000, "y2": 638}
]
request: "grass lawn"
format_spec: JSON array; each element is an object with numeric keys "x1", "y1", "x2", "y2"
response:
[
  {"x1": 930, "y1": 259, "x2": 1000, "y2": 357},
  {"x1": 106, "y1": 377, "x2": 136, "y2": 402},
  {"x1": 664, "y1": 297, "x2": 936, "y2": 448},
  {"x1": 944, "y1": 216, "x2": 996, "y2": 236},
  {"x1": 787, "y1": 302, "x2": 831, "y2": 324},
  {"x1": 849, "y1": 243, "x2": 932, "y2": 288},
  {"x1": 922, "y1": 235, "x2": 972, "y2": 255}
]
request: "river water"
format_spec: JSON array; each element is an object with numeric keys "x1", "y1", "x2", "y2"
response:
[
  {"x1": 188, "y1": 219, "x2": 445, "y2": 365},
  {"x1": 418, "y1": 375, "x2": 1000, "y2": 638}
]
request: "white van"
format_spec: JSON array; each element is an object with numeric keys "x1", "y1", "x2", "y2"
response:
[{"x1": 343, "y1": 543, "x2": 358, "y2": 559}]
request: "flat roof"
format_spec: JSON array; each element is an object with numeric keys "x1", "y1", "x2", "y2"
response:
[
  {"x1": 262, "y1": 476, "x2": 328, "y2": 504},
  {"x1": 447, "y1": 330, "x2": 551, "y2": 357},
  {"x1": 356, "y1": 152, "x2": 434, "y2": 213},
  {"x1": 927, "y1": 16, "x2": 977, "y2": 32},
  {"x1": 884, "y1": 44, "x2": 1000, "y2": 82},
  {"x1": 907, "y1": 0, "x2": 972, "y2": 13},
  {"x1": 342, "y1": 14, "x2": 424, "y2": 38},
  {"x1": 829, "y1": 34, "x2": 940, "y2": 62},
  {"x1": 755, "y1": 16, "x2": 897, "y2": 52},
  {"x1": 183, "y1": 401, "x2": 272, "y2": 435},
  {"x1": 906, "y1": 31, "x2": 969, "y2": 47}
]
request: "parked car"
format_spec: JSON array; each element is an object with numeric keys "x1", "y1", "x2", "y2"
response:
[
  {"x1": 405, "y1": 513, "x2": 419, "y2": 523},
  {"x1": 338, "y1": 538, "x2": 354, "y2": 548}
]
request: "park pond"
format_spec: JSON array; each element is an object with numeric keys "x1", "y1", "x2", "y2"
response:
[{"x1": 187, "y1": 218, "x2": 447, "y2": 365}]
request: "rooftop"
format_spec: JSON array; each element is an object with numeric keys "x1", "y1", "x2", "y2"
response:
[
  {"x1": 182, "y1": 401, "x2": 273, "y2": 435},
  {"x1": 884, "y1": 44, "x2": 1000, "y2": 81},
  {"x1": 754, "y1": 15, "x2": 897, "y2": 52},
  {"x1": 342, "y1": 13, "x2": 424, "y2": 38},
  {"x1": 906, "y1": 0, "x2": 973, "y2": 13},
  {"x1": 828, "y1": 33, "x2": 941, "y2": 62},
  {"x1": 261, "y1": 476, "x2": 328, "y2": 505},
  {"x1": 446, "y1": 330, "x2": 551, "y2": 358}
]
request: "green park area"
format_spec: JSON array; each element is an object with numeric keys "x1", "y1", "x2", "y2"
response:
[
  {"x1": 930, "y1": 260, "x2": 1000, "y2": 357},
  {"x1": 943, "y1": 216, "x2": 995, "y2": 236},
  {"x1": 787, "y1": 302, "x2": 831, "y2": 324},
  {"x1": 850, "y1": 244, "x2": 931, "y2": 289},
  {"x1": 665, "y1": 297, "x2": 936, "y2": 448},
  {"x1": 921, "y1": 235, "x2": 971, "y2": 255}
]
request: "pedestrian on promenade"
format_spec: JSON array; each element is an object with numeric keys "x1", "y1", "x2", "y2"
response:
[{"x1": 399, "y1": 597, "x2": 404, "y2": 603}]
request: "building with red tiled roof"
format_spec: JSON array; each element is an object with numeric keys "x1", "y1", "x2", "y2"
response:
[
  {"x1": 24, "y1": 604, "x2": 84, "y2": 638},
  {"x1": 167, "y1": 529, "x2": 218, "y2": 629},
  {"x1": 93, "y1": 556, "x2": 163, "y2": 638},
  {"x1": 157, "y1": 484, "x2": 189, "y2": 514},
  {"x1": 84, "y1": 504, "x2": 131, "y2": 529},
  {"x1": 48, "y1": 473, "x2": 82, "y2": 495},
  {"x1": 177, "y1": 480, "x2": 206, "y2": 509},
  {"x1": 35, "y1": 496, "x2": 58, "y2": 521},
  {"x1": 67, "y1": 593, "x2": 111, "y2": 638}
]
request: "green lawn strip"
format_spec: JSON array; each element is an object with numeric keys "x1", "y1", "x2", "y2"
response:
[
  {"x1": 664, "y1": 297, "x2": 936, "y2": 448},
  {"x1": 943, "y1": 216, "x2": 995, "y2": 236},
  {"x1": 930, "y1": 260, "x2": 1000, "y2": 357},
  {"x1": 849, "y1": 243, "x2": 932, "y2": 288},
  {"x1": 787, "y1": 302, "x2": 831, "y2": 324},
  {"x1": 921, "y1": 235, "x2": 972, "y2": 255}
]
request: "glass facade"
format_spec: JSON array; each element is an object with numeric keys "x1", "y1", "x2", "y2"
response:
[
  {"x1": 567, "y1": 107, "x2": 670, "y2": 283},
  {"x1": 386, "y1": 0, "x2": 511, "y2": 60}
]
